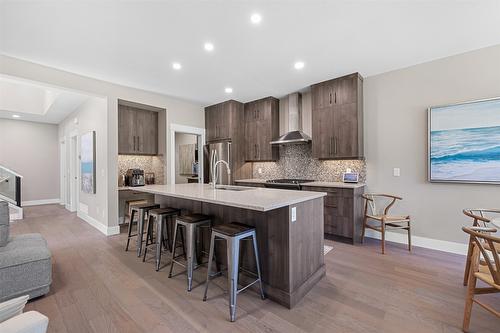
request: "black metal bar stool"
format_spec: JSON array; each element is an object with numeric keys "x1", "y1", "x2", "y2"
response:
[
  {"x1": 203, "y1": 223, "x2": 265, "y2": 322},
  {"x1": 125, "y1": 203, "x2": 160, "y2": 256},
  {"x1": 142, "y1": 207, "x2": 180, "y2": 271},
  {"x1": 168, "y1": 213, "x2": 211, "y2": 291}
]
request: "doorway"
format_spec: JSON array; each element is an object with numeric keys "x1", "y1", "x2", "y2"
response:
[
  {"x1": 169, "y1": 124, "x2": 205, "y2": 185},
  {"x1": 68, "y1": 133, "x2": 79, "y2": 212}
]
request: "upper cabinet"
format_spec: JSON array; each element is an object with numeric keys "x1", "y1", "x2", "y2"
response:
[
  {"x1": 118, "y1": 105, "x2": 158, "y2": 155},
  {"x1": 244, "y1": 97, "x2": 279, "y2": 162},
  {"x1": 311, "y1": 73, "x2": 363, "y2": 159},
  {"x1": 205, "y1": 101, "x2": 235, "y2": 142}
]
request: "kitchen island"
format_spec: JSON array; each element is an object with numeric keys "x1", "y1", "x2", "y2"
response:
[{"x1": 129, "y1": 183, "x2": 326, "y2": 308}]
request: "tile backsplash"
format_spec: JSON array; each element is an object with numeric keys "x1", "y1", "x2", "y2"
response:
[
  {"x1": 118, "y1": 155, "x2": 165, "y2": 184},
  {"x1": 252, "y1": 145, "x2": 366, "y2": 182}
]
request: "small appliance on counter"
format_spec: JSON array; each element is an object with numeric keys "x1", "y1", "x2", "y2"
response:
[
  {"x1": 145, "y1": 172, "x2": 155, "y2": 185},
  {"x1": 342, "y1": 169, "x2": 359, "y2": 183},
  {"x1": 125, "y1": 169, "x2": 145, "y2": 187}
]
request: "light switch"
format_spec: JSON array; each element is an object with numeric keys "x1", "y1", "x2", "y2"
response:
[
  {"x1": 393, "y1": 168, "x2": 400, "y2": 177},
  {"x1": 291, "y1": 206, "x2": 297, "y2": 222}
]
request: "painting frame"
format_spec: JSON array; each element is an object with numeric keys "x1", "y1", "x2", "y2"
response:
[
  {"x1": 80, "y1": 131, "x2": 96, "y2": 194},
  {"x1": 428, "y1": 96, "x2": 500, "y2": 185}
]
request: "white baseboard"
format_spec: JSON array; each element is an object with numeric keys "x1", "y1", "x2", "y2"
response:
[
  {"x1": 364, "y1": 230, "x2": 468, "y2": 255},
  {"x1": 22, "y1": 198, "x2": 60, "y2": 206},
  {"x1": 77, "y1": 211, "x2": 120, "y2": 236}
]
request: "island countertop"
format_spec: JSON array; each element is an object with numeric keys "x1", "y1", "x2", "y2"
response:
[{"x1": 123, "y1": 183, "x2": 326, "y2": 212}]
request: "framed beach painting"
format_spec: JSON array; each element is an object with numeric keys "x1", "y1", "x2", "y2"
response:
[
  {"x1": 81, "y1": 131, "x2": 96, "y2": 193},
  {"x1": 428, "y1": 97, "x2": 500, "y2": 184}
]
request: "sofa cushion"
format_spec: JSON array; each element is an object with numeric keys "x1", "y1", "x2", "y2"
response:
[
  {"x1": 0, "y1": 201, "x2": 9, "y2": 247},
  {"x1": 0, "y1": 234, "x2": 50, "y2": 268},
  {"x1": 0, "y1": 234, "x2": 52, "y2": 302}
]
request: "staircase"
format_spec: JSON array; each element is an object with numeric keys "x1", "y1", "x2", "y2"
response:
[{"x1": 0, "y1": 165, "x2": 23, "y2": 220}]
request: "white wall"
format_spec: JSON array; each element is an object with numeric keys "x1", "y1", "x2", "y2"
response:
[
  {"x1": 0, "y1": 55, "x2": 204, "y2": 235},
  {"x1": 364, "y1": 44, "x2": 500, "y2": 245},
  {"x1": 59, "y1": 97, "x2": 109, "y2": 232},
  {"x1": 0, "y1": 118, "x2": 59, "y2": 203}
]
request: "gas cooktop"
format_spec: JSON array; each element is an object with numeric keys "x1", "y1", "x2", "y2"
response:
[{"x1": 266, "y1": 179, "x2": 315, "y2": 184}]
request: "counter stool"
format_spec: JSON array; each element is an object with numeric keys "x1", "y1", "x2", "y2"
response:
[
  {"x1": 125, "y1": 203, "x2": 160, "y2": 256},
  {"x1": 142, "y1": 207, "x2": 181, "y2": 271},
  {"x1": 168, "y1": 213, "x2": 211, "y2": 291},
  {"x1": 203, "y1": 223, "x2": 265, "y2": 322},
  {"x1": 123, "y1": 199, "x2": 148, "y2": 225}
]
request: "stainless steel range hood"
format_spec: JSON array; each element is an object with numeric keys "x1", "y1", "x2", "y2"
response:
[{"x1": 270, "y1": 92, "x2": 311, "y2": 145}]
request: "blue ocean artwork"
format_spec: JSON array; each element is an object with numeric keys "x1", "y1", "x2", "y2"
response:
[{"x1": 429, "y1": 98, "x2": 500, "y2": 183}]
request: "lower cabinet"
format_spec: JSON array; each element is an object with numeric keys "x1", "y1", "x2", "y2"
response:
[{"x1": 302, "y1": 185, "x2": 365, "y2": 244}]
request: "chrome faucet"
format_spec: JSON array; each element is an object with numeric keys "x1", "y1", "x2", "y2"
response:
[{"x1": 211, "y1": 159, "x2": 231, "y2": 189}]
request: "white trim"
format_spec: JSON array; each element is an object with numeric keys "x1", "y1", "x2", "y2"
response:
[
  {"x1": 364, "y1": 229, "x2": 468, "y2": 255},
  {"x1": 22, "y1": 198, "x2": 60, "y2": 206},
  {"x1": 169, "y1": 123, "x2": 205, "y2": 185},
  {"x1": 77, "y1": 211, "x2": 120, "y2": 236}
]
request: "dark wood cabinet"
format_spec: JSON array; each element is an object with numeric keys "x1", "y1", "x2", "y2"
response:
[
  {"x1": 311, "y1": 73, "x2": 363, "y2": 159},
  {"x1": 205, "y1": 102, "x2": 231, "y2": 142},
  {"x1": 204, "y1": 100, "x2": 252, "y2": 183},
  {"x1": 118, "y1": 105, "x2": 158, "y2": 155},
  {"x1": 244, "y1": 97, "x2": 279, "y2": 162},
  {"x1": 302, "y1": 185, "x2": 365, "y2": 244}
]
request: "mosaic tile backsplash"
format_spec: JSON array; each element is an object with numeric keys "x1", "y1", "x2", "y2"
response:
[
  {"x1": 118, "y1": 155, "x2": 165, "y2": 184},
  {"x1": 252, "y1": 145, "x2": 366, "y2": 182}
]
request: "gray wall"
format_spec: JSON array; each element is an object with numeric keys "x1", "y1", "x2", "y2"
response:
[
  {"x1": 0, "y1": 119, "x2": 59, "y2": 202},
  {"x1": 364, "y1": 44, "x2": 500, "y2": 244},
  {"x1": 59, "y1": 97, "x2": 108, "y2": 227}
]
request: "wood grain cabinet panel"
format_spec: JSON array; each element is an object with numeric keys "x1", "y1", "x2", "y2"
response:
[
  {"x1": 244, "y1": 97, "x2": 279, "y2": 162},
  {"x1": 311, "y1": 73, "x2": 363, "y2": 159},
  {"x1": 118, "y1": 105, "x2": 158, "y2": 155},
  {"x1": 302, "y1": 185, "x2": 365, "y2": 244}
]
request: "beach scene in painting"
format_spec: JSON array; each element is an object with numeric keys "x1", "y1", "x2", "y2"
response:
[
  {"x1": 430, "y1": 98, "x2": 500, "y2": 182},
  {"x1": 81, "y1": 131, "x2": 95, "y2": 193}
]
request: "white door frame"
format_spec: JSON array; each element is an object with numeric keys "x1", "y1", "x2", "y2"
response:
[
  {"x1": 59, "y1": 137, "x2": 66, "y2": 206},
  {"x1": 169, "y1": 124, "x2": 205, "y2": 185},
  {"x1": 69, "y1": 132, "x2": 79, "y2": 212}
]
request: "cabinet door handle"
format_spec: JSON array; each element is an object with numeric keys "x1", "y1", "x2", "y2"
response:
[
  {"x1": 329, "y1": 92, "x2": 332, "y2": 105},
  {"x1": 138, "y1": 136, "x2": 140, "y2": 151},
  {"x1": 133, "y1": 136, "x2": 136, "y2": 151},
  {"x1": 334, "y1": 137, "x2": 338, "y2": 154},
  {"x1": 335, "y1": 92, "x2": 337, "y2": 104},
  {"x1": 329, "y1": 137, "x2": 333, "y2": 155}
]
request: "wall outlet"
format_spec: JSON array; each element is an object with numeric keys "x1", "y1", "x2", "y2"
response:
[
  {"x1": 291, "y1": 206, "x2": 297, "y2": 222},
  {"x1": 393, "y1": 168, "x2": 401, "y2": 177},
  {"x1": 258, "y1": 167, "x2": 263, "y2": 174}
]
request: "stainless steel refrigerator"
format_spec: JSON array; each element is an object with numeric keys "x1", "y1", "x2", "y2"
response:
[{"x1": 203, "y1": 141, "x2": 232, "y2": 185}]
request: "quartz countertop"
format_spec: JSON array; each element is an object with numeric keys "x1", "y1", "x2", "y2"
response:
[
  {"x1": 235, "y1": 179, "x2": 366, "y2": 189},
  {"x1": 121, "y1": 183, "x2": 326, "y2": 212}
]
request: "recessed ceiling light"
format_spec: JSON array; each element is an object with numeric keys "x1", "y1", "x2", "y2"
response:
[
  {"x1": 12, "y1": 114, "x2": 20, "y2": 118},
  {"x1": 250, "y1": 13, "x2": 262, "y2": 24},
  {"x1": 225, "y1": 87, "x2": 233, "y2": 94},
  {"x1": 204, "y1": 42, "x2": 214, "y2": 52},
  {"x1": 172, "y1": 62, "x2": 182, "y2": 70},
  {"x1": 294, "y1": 61, "x2": 305, "y2": 70}
]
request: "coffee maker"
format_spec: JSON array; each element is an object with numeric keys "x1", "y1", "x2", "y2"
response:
[{"x1": 125, "y1": 169, "x2": 145, "y2": 187}]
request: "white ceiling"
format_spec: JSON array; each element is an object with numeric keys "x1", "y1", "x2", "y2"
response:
[
  {"x1": 1, "y1": 1, "x2": 500, "y2": 105},
  {"x1": 0, "y1": 75, "x2": 90, "y2": 123}
]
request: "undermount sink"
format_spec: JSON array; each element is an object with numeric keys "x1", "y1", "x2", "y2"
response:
[{"x1": 214, "y1": 185, "x2": 253, "y2": 191}]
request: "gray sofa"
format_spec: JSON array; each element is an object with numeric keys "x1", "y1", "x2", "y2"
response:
[{"x1": 0, "y1": 201, "x2": 52, "y2": 302}]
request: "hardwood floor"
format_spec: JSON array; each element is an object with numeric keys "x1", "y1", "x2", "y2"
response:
[{"x1": 11, "y1": 204, "x2": 499, "y2": 333}]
